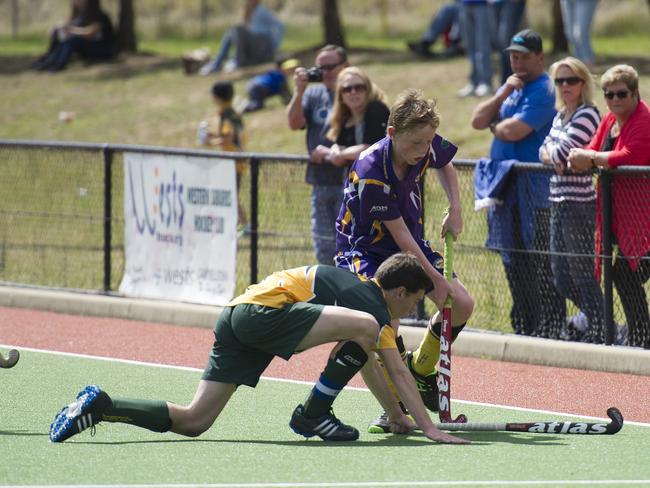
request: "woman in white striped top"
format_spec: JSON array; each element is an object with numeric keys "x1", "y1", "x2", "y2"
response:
[{"x1": 539, "y1": 56, "x2": 604, "y2": 343}]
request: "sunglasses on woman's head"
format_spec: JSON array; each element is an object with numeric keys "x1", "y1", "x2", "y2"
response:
[
  {"x1": 341, "y1": 84, "x2": 367, "y2": 94},
  {"x1": 554, "y1": 77, "x2": 583, "y2": 86},
  {"x1": 604, "y1": 90, "x2": 629, "y2": 100}
]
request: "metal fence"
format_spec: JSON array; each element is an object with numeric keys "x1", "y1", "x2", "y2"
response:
[{"x1": 1, "y1": 139, "x2": 648, "y2": 348}]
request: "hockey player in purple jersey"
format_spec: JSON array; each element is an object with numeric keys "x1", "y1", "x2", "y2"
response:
[{"x1": 335, "y1": 89, "x2": 475, "y2": 432}]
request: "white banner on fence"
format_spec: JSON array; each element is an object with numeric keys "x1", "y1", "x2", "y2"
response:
[{"x1": 119, "y1": 152, "x2": 237, "y2": 305}]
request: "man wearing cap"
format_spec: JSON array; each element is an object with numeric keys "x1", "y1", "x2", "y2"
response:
[{"x1": 470, "y1": 29, "x2": 564, "y2": 337}]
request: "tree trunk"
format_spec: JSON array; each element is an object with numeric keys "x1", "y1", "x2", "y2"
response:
[
  {"x1": 116, "y1": 0, "x2": 137, "y2": 53},
  {"x1": 322, "y1": 0, "x2": 346, "y2": 48},
  {"x1": 551, "y1": 0, "x2": 568, "y2": 54}
]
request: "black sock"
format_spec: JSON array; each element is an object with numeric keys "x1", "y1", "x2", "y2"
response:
[{"x1": 303, "y1": 341, "x2": 368, "y2": 418}]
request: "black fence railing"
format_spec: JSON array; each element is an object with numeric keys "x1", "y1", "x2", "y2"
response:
[{"x1": 1, "y1": 139, "x2": 648, "y2": 348}]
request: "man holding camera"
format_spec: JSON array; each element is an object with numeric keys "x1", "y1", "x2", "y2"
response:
[{"x1": 287, "y1": 45, "x2": 349, "y2": 265}]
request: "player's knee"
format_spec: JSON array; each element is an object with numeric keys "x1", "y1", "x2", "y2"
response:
[
  {"x1": 453, "y1": 288, "x2": 474, "y2": 320},
  {"x1": 179, "y1": 419, "x2": 212, "y2": 438},
  {"x1": 173, "y1": 407, "x2": 216, "y2": 437},
  {"x1": 347, "y1": 311, "x2": 379, "y2": 350}
]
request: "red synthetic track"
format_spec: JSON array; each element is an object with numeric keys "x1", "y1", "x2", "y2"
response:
[{"x1": 1, "y1": 305, "x2": 648, "y2": 423}]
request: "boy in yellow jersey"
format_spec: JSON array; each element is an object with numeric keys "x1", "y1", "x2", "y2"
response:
[
  {"x1": 198, "y1": 80, "x2": 248, "y2": 231},
  {"x1": 49, "y1": 253, "x2": 468, "y2": 444}
]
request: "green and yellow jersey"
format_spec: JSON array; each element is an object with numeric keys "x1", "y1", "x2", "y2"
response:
[{"x1": 228, "y1": 265, "x2": 397, "y2": 351}]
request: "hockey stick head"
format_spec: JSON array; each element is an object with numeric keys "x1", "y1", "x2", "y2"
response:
[
  {"x1": 0, "y1": 349, "x2": 20, "y2": 369},
  {"x1": 605, "y1": 407, "x2": 624, "y2": 434}
]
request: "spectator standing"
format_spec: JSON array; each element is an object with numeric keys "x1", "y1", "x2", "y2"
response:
[
  {"x1": 325, "y1": 66, "x2": 390, "y2": 172},
  {"x1": 198, "y1": 81, "x2": 248, "y2": 231},
  {"x1": 471, "y1": 29, "x2": 564, "y2": 337},
  {"x1": 32, "y1": 0, "x2": 115, "y2": 71},
  {"x1": 539, "y1": 57, "x2": 604, "y2": 343},
  {"x1": 287, "y1": 45, "x2": 349, "y2": 265},
  {"x1": 568, "y1": 64, "x2": 650, "y2": 349},
  {"x1": 241, "y1": 58, "x2": 298, "y2": 113},
  {"x1": 335, "y1": 89, "x2": 475, "y2": 432},
  {"x1": 560, "y1": 0, "x2": 600, "y2": 70},
  {"x1": 458, "y1": 0, "x2": 494, "y2": 97},
  {"x1": 406, "y1": 0, "x2": 463, "y2": 59},
  {"x1": 491, "y1": 0, "x2": 527, "y2": 84},
  {"x1": 199, "y1": 0, "x2": 284, "y2": 75}
]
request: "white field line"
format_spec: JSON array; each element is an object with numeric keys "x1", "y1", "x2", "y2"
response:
[
  {"x1": 3, "y1": 479, "x2": 650, "y2": 487},
  {"x1": 2, "y1": 343, "x2": 649, "y2": 428}
]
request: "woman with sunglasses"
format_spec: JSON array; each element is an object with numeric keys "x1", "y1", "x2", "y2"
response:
[
  {"x1": 539, "y1": 57, "x2": 603, "y2": 343},
  {"x1": 323, "y1": 67, "x2": 390, "y2": 171},
  {"x1": 568, "y1": 64, "x2": 650, "y2": 349}
]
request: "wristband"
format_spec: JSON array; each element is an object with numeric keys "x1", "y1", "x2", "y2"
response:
[{"x1": 590, "y1": 152, "x2": 597, "y2": 167}]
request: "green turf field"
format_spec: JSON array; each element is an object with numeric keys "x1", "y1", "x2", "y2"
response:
[{"x1": 1, "y1": 349, "x2": 649, "y2": 487}]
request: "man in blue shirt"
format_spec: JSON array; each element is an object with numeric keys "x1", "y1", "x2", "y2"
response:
[
  {"x1": 471, "y1": 29, "x2": 565, "y2": 337},
  {"x1": 287, "y1": 45, "x2": 349, "y2": 265}
]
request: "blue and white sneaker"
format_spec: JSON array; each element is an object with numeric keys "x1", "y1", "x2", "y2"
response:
[{"x1": 49, "y1": 385, "x2": 111, "y2": 443}]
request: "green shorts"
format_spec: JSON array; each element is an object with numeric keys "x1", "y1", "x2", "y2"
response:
[{"x1": 202, "y1": 302, "x2": 324, "y2": 387}]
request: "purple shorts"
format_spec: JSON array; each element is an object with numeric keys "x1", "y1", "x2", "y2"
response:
[{"x1": 334, "y1": 240, "x2": 454, "y2": 293}]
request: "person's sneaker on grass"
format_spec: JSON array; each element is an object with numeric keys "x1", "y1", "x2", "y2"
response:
[
  {"x1": 289, "y1": 404, "x2": 359, "y2": 441},
  {"x1": 367, "y1": 402, "x2": 412, "y2": 434},
  {"x1": 406, "y1": 352, "x2": 439, "y2": 412},
  {"x1": 407, "y1": 40, "x2": 434, "y2": 58},
  {"x1": 49, "y1": 385, "x2": 111, "y2": 442},
  {"x1": 367, "y1": 411, "x2": 391, "y2": 434}
]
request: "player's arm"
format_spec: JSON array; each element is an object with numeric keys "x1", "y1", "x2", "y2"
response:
[
  {"x1": 434, "y1": 162, "x2": 463, "y2": 239},
  {"x1": 383, "y1": 217, "x2": 452, "y2": 309},
  {"x1": 376, "y1": 346, "x2": 469, "y2": 444},
  {"x1": 360, "y1": 353, "x2": 413, "y2": 434}
]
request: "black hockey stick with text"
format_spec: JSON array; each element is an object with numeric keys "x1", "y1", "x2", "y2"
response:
[{"x1": 435, "y1": 407, "x2": 623, "y2": 435}]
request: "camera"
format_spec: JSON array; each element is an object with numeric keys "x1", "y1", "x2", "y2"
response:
[{"x1": 306, "y1": 67, "x2": 323, "y2": 82}]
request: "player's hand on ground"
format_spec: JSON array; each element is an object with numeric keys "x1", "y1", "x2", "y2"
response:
[
  {"x1": 422, "y1": 427, "x2": 470, "y2": 444},
  {"x1": 388, "y1": 411, "x2": 416, "y2": 434}
]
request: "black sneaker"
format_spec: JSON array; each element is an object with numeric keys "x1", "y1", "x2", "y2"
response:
[
  {"x1": 407, "y1": 40, "x2": 433, "y2": 58},
  {"x1": 406, "y1": 352, "x2": 439, "y2": 412},
  {"x1": 289, "y1": 404, "x2": 359, "y2": 441},
  {"x1": 49, "y1": 385, "x2": 111, "y2": 442}
]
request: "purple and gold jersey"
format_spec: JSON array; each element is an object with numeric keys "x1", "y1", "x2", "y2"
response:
[{"x1": 335, "y1": 134, "x2": 458, "y2": 272}]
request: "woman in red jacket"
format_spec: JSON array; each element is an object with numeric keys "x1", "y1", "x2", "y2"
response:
[{"x1": 569, "y1": 64, "x2": 650, "y2": 349}]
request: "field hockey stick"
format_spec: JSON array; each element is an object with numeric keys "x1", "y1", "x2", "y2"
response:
[
  {"x1": 0, "y1": 349, "x2": 20, "y2": 369},
  {"x1": 438, "y1": 228, "x2": 467, "y2": 424},
  {"x1": 434, "y1": 407, "x2": 623, "y2": 435}
]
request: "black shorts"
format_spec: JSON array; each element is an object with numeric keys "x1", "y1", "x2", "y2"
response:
[{"x1": 202, "y1": 302, "x2": 324, "y2": 387}]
